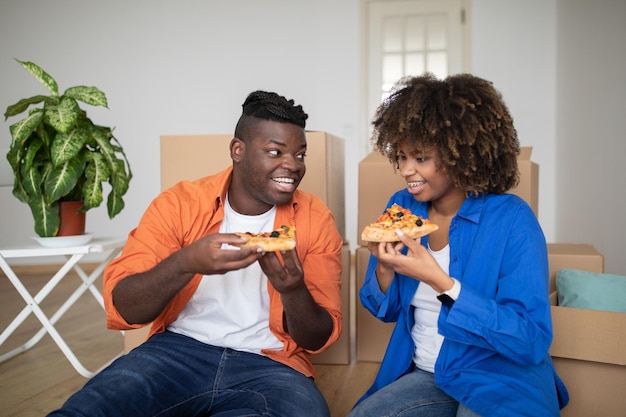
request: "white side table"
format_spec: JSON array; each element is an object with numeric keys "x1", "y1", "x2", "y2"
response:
[{"x1": 0, "y1": 236, "x2": 126, "y2": 377}]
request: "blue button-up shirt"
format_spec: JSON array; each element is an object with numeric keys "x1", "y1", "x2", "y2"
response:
[{"x1": 359, "y1": 190, "x2": 568, "y2": 417}]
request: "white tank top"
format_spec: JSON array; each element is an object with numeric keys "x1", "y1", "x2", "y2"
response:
[
  {"x1": 410, "y1": 244, "x2": 450, "y2": 372},
  {"x1": 167, "y1": 195, "x2": 283, "y2": 354}
]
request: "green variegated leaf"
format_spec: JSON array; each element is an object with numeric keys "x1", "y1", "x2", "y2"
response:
[
  {"x1": 12, "y1": 175, "x2": 29, "y2": 203},
  {"x1": 82, "y1": 153, "x2": 109, "y2": 210},
  {"x1": 29, "y1": 196, "x2": 59, "y2": 237},
  {"x1": 65, "y1": 86, "x2": 108, "y2": 108},
  {"x1": 44, "y1": 96, "x2": 79, "y2": 133},
  {"x1": 36, "y1": 122, "x2": 55, "y2": 148},
  {"x1": 4, "y1": 95, "x2": 51, "y2": 119},
  {"x1": 110, "y1": 159, "x2": 130, "y2": 195},
  {"x1": 44, "y1": 157, "x2": 84, "y2": 203},
  {"x1": 20, "y1": 162, "x2": 43, "y2": 198},
  {"x1": 91, "y1": 126, "x2": 116, "y2": 166},
  {"x1": 7, "y1": 145, "x2": 28, "y2": 203},
  {"x1": 112, "y1": 134, "x2": 133, "y2": 183},
  {"x1": 51, "y1": 127, "x2": 88, "y2": 166},
  {"x1": 9, "y1": 110, "x2": 44, "y2": 147},
  {"x1": 107, "y1": 186, "x2": 125, "y2": 218},
  {"x1": 6, "y1": 140, "x2": 23, "y2": 171},
  {"x1": 16, "y1": 60, "x2": 59, "y2": 96},
  {"x1": 21, "y1": 139, "x2": 45, "y2": 172},
  {"x1": 94, "y1": 128, "x2": 133, "y2": 191},
  {"x1": 91, "y1": 125, "x2": 111, "y2": 143}
]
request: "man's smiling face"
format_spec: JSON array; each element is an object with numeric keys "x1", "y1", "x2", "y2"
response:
[{"x1": 230, "y1": 119, "x2": 307, "y2": 215}]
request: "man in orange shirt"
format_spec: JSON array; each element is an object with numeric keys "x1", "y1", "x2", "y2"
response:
[{"x1": 49, "y1": 91, "x2": 343, "y2": 417}]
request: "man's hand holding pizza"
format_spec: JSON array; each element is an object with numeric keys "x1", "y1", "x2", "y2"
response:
[
  {"x1": 259, "y1": 247, "x2": 333, "y2": 351},
  {"x1": 183, "y1": 233, "x2": 264, "y2": 276}
]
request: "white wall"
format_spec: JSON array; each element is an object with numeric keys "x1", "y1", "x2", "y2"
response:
[
  {"x1": 1, "y1": 0, "x2": 624, "y2": 274},
  {"x1": 555, "y1": 0, "x2": 626, "y2": 275},
  {"x1": 0, "y1": 0, "x2": 361, "y2": 257},
  {"x1": 471, "y1": 0, "x2": 558, "y2": 240}
]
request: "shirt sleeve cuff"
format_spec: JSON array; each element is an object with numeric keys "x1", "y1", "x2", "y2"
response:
[{"x1": 438, "y1": 278, "x2": 461, "y2": 301}]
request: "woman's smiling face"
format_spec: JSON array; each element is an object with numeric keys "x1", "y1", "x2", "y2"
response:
[{"x1": 397, "y1": 142, "x2": 456, "y2": 204}]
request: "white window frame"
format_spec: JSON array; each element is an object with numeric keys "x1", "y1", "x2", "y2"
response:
[{"x1": 362, "y1": 0, "x2": 471, "y2": 154}]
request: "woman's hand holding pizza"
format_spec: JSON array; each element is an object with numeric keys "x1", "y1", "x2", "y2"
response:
[
  {"x1": 363, "y1": 204, "x2": 450, "y2": 292},
  {"x1": 368, "y1": 240, "x2": 404, "y2": 293},
  {"x1": 375, "y1": 229, "x2": 454, "y2": 294}
]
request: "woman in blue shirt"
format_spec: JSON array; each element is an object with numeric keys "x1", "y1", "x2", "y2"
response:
[{"x1": 349, "y1": 74, "x2": 569, "y2": 417}]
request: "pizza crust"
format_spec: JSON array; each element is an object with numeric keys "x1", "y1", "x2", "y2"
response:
[
  {"x1": 361, "y1": 222, "x2": 439, "y2": 242},
  {"x1": 361, "y1": 203, "x2": 439, "y2": 242},
  {"x1": 234, "y1": 235, "x2": 296, "y2": 252}
]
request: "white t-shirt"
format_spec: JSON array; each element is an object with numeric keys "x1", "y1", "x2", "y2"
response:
[
  {"x1": 167, "y1": 195, "x2": 283, "y2": 354},
  {"x1": 410, "y1": 244, "x2": 450, "y2": 372}
]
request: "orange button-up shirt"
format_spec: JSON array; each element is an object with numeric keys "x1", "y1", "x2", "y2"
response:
[{"x1": 103, "y1": 167, "x2": 343, "y2": 378}]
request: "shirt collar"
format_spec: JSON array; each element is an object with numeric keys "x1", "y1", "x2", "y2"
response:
[{"x1": 456, "y1": 193, "x2": 486, "y2": 224}]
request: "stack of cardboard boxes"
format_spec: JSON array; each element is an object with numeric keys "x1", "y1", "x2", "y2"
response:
[
  {"x1": 355, "y1": 149, "x2": 625, "y2": 417},
  {"x1": 547, "y1": 244, "x2": 626, "y2": 417}
]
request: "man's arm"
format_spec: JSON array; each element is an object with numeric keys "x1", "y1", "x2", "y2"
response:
[
  {"x1": 280, "y1": 283, "x2": 334, "y2": 351},
  {"x1": 112, "y1": 234, "x2": 263, "y2": 324},
  {"x1": 259, "y1": 249, "x2": 334, "y2": 351}
]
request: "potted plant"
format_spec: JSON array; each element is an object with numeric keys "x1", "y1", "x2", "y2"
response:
[{"x1": 4, "y1": 59, "x2": 132, "y2": 237}]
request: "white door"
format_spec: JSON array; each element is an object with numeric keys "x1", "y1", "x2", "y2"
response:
[{"x1": 365, "y1": 0, "x2": 469, "y2": 151}]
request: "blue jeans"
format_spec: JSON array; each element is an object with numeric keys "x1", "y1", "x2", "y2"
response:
[
  {"x1": 348, "y1": 367, "x2": 481, "y2": 417},
  {"x1": 48, "y1": 331, "x2": 329, "y2": 417}
]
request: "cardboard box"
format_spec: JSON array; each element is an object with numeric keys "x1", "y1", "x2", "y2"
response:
[
  {"x1": 355, "y1": 246, "x2": 393, "y2": 362},
  {"x1": 312, "y1": 243, "x2": 351, "y2": 365},
  {"x1": 552, "y1": 358, "x2": 626, "y2": 417},
  {"x1": 160, "y1": 132, "x2": 346, "y2": 241},
  {"x1": 126, "y1": 244, "x2": 353, "y2": 365},
  {"x1": 510, "y1": 147, "x2": 539, "y2": 217},
  {"x1": 546, "y1": 243, "x2": 604, "y2": 295},
  {"x1": 547, "y1": 244, "x2": 626, "y2": 417},
  {"x1": 357, "y1": 147, "x2": 538, "y2": 246},
  {"x1": 124, "y1": 324, "x2": 150, "y2": 353}
]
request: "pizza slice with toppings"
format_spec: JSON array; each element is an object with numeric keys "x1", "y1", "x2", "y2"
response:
[
  {"x1": 233, "y1": 225, "x2": 296, "y2": 251},
  {"x1": 361, "y1": 203, "x2": 438, "y2": 242}
]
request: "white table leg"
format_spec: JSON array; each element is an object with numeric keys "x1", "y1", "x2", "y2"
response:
[
  {"x1": 70, "y1": 247, "x2": 122, "y2": 309},
  {"x1": 0, "y1": 254, "x2": 82, "y2": 348},
  {"x1": 0, "y1": 249, "x2": 124, "y2": 378}
]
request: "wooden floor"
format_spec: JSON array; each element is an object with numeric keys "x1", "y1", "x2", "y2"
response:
[{"x1": 0, "y1": 266, "x2": 379, "y2": 417}]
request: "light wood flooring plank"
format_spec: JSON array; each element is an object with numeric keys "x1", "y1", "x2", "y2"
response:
[
  {"x1": 315, "y1": 362, "x2": 379, "y2": 417},
  {"x1": 1, "y1": 270, "x2": 124, "y2": 416}
]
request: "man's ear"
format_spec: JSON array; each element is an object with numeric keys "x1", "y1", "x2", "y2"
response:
[{"x1": 230, "y1": 137, "x2": 244, "y2": 162}]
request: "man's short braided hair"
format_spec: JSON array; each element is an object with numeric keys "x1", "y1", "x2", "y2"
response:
[{"x1": 235, "y1": 91, "x2": 308, "y2": 141}]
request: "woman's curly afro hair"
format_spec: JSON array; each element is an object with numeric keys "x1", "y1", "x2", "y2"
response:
[{"x1": 371, "y1": 73, "x2": 520, "y2": 195}]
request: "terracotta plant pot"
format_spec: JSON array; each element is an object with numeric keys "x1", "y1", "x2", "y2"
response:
[{"x1": 57, "y1": 201, "x2": 86, "y2": 236}]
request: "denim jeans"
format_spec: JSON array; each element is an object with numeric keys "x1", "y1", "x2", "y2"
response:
[
  {"x1": 348, "y1": 367, "x2": 481, "y2": 417},
  {"x1": 47, "y1": 331, "x2": 329, "y2": 417}
]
